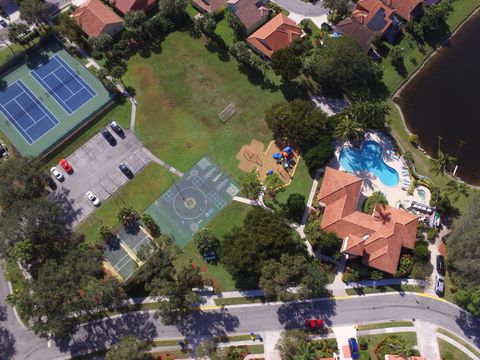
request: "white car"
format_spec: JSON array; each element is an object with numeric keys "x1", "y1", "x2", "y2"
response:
[
  {"x1": 86, "y1": 191, "x2": 101, "y2": 207},
  {"x1": 435, "y1": 275, "x2": 445, "y2": 297},
  {"x1": 50, "y1": 167, "x2": 64, "y2": 181}
]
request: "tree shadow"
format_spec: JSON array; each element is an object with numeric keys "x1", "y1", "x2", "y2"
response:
[
  {"x1": 176, "y1": 310, "x2": 241, "y2": 352},
  {"x1": 50, "y1": 187, "x2": 83, "y2": 229},
  {"x1": 205, "y1": 36, "x2": 231, "y2": 62},
  {"x1": 56, "y1": 311, "x2": 158, "y2": 357},
  {"x1": 0, "y1": 306, "x2": 16, "y2": 360},
  {"x1": 276, "y1": 299, "x2": 337, "y2": 329},
  {"x1": 237, "y1": 65, "x2": 278, "y2": 92},
  {"x1": 393, "y1": 61, "x2": 408, "y2": 79},
  {"x1": 455, "y1": 310, "x2": 480, "y2": 348},
  {"x1": 424, "y1": 21, "x2": 451, "y2": 48}
]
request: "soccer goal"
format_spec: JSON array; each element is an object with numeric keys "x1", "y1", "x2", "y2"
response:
[{"x1": 218, "y1": 103, "x2": 236, "y2": 123}]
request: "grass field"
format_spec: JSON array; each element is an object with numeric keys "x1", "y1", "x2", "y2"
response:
[
  {"x1": 77, "y1": 163, "x2": 172, "y2": 245},
  {"x1": 357, "y1": 321, "x2": 414, "y2": 331},
  {"x1": 122, "y1": 30, "x2": 285, "y2": 181},
  {"x1": 438, "y1": 339, "x2": 471, "y2": 360},
  {"x1": 358, "y1": 332, "x2": 418, "y2": 360},
  {"x1": 175, "y1": 201, "x2": 252, "y2": 291},
  {"x1": 437, "y1": 328, "x2": 480, "y2": 358},
  {"x1": 346, "y1": 284, "x2": 424, "y2": 295}
]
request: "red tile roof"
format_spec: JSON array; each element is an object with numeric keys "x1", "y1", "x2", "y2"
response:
[
  {"x1": 353, "y1": 0, "x2": 395, "y2": 34},
  {"x1": 111, "y1": 0, "x2": 156, "y2": 15},
  {"x1": 335, "y1": 17, "x2": 375, "y2": 53},
  {"x1": 246, "y1": 13, "x2": 302, "y2": 58},
  {"x1": 191, "y1": 0, "x2": 227, "y2": 13},
  {"x1": 387, "y1": 0, "x2": 423, "y2": 20},
  {"x1": 72, "y1": 0, "x2": 123, "y2": 37},
  {"x1": 317, "y1": 168, "x2": 418, "y2": 274}
]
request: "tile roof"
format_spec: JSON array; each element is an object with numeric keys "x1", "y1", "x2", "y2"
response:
[
  {"x1": 246, "y1": 13, "x2": 302, "y2": 58},
  {"x1": 111, "y1": 0, "x2": 156, "y2": 15},
  {"x1": 72, "y1": 0, "x2": 123, "y2": 37},
  {"x1": 387, "y1": 0, "x2": 423, "y2": 20},
  {"x1": 227, "y1": 0, "x2": 269, "y2": 31},
  {"x1": 191, "y1": 0, "x2": 227, "y2": 13},
  {"x1": 335, "y1": 17, "x2": 375, "y2": 53},
  {"x1": 317, "y1": 167, "x2": 418, "y2": 274}
]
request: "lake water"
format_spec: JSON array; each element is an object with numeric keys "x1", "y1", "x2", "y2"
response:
[{"x1": 396, "y1": 12, "x2": 480, "y2": 185}]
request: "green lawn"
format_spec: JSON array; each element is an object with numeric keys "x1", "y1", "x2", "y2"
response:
[
  {"x1": 175, "y1": 201, "x2": 252, "y2": 291},
  {"x1": 77, "y1": 163, "x2": 172, "y2": 245},
  {"x1": 358, "y1": 332, "x2": 418, "y2": 360},
  {"x1": 0, "y1": 44, "x2": 25, "y2": 66},
  {"x1": 122, "y1": 30, "x2": 285, "y2": 181},
  {"x1": 437, "y1": 329, "x2": 480, "y2": 358},
  {"x1": 357, "y1": 321, "x2": 414, "y2": 331},
  {"x1": 215, "y1": 12, "x2": 236, "y2": 47},
  {"x1": 438, "y1": 339, "x2": 471, "y2": 360},
  {"x1": 275, "y1": 158, "x2": 313, "y2": 206}
]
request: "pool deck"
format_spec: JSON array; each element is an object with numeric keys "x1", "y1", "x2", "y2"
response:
[{"x1": 329, "y1": 131, "x2": 431, "y2": 208}]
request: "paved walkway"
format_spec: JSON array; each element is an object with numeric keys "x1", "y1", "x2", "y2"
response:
[
  {"x1": 141, "y1": 147, "x2": 184, "y2": 177},
  {"x1": 331, "y1": 257, "x2": 348, "y2": 297},
  {"x1": 264, "y1": 331, "x2": 282, "y2": 360},
  {"x1": 437, "y1": 332, "x2": 480, "y2": 360},
  {"x1": 415, "y1": 319, "x2": 440, "y2": 360},
  {"x1": 333, "y1": 325, "x2": 357, "y2": 360}
]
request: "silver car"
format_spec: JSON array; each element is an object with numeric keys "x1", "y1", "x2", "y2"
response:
[
  {"x1": 86, "y1": 191, "x2": 101, "y2": 207},
  {"x1": 435, "y1": 275, "x2": 445, "y2": 297},
  {"x1": 50, "y1": 167, "x2": 64, "y2": 181}
]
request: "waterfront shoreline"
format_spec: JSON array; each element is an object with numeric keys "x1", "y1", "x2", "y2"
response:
[{"x1": 390, "y1": 6, "x2": 480, "y2": 188}]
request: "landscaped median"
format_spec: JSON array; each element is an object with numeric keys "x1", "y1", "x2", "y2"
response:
[{"x1": 437, "y1": 328, "x2": 480, "y2": 359}]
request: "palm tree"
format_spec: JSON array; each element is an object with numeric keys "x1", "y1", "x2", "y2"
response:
[
  {"x1": 445, "y1": 180, "x2": 469, "y2": 201},
  {"x1": 334, "y1": 116, "x2": 365, "y2": 144},
  {"x1": 430, "y1": 151, "x2": 456, "y2": 175},
  {"x1": 293, "y1": 342, "x2": 318, "y2": 360},
  {"x1": 389, "y1": 339, "x2": 415, "y2": 358}
]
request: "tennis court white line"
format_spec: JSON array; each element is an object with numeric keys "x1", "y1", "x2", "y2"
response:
[
  {"x1": 0, "y1": 104, "x2": 34, "y2": 144},
  {"x1": 36, "y1": 71, "x2": 75, "y2": 114},
  {"x1": 1, "y1": 99, "x2": 38, "y2": 143},
  {"x1": 3, "y1": 90, "x2": 28, "y2": 108},
  {"x1": 63, "y1": 87, "x2": 84, "y2": 104}
]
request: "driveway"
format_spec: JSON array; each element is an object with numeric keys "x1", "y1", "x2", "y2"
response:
[
  {"x1": 51, "y1": 130, "x2": 151, "y2": 227},
  {"x1": 333, "y1": 326, "x2": 357, "y2": 359}
]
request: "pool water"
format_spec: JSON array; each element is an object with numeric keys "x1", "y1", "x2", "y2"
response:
[
  {"x1": 417, "y1": 189, "x2": 426, "y2": 200},
  {"x1": 339, "y1": 140, "x2": 400, "y2": 186}
]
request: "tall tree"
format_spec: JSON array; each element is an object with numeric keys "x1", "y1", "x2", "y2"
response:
[
  {"x1": 8, "y1": 23, "x2": 30, "y2": 48},
  {"x1": 271, "y1": 46, "x2": 302, "y2": 82},
  {"x1": 220, "y1": 209, "x2": 306, "y2": 287},
  {"x1": 305, "y1": 36, "x2": 383, "y2": 97},
  {"x1": 334, "y1": 116, "x2": 365, "y2": 143},
  {"x1": 124, "y1": 10, "x2": 149, "y2": 40},
  {"x1": 159, "y1": 0, "x2": 187, "y2": 23},
  {"x1": 56, "y1": 12, "x2": 83, "y2": 44},
  {"x1": 430, "y1": 150, "x2": 456, "y2": 175},
  {"x1": 106, "y1": 336, "x2": 152, "y2": 360},
  {"x1": 225, "y1": 11, "x2": 247, "y2": 40},
  {"x1": 194, "y1": 13, "x2": 217, "y2": 39},
  {"x1": 342, "y1": 101, "x2": 390, "y2": 129},
  {"x1": 193, "y1": 228, "x2": 219, "y2": 255},
  {"x1": 20, "y1": 0, "x2": 50, "y2": 26},
  {"x1": 240, "y1": 171, "x2": 262, "y2": 199},
  {"x1": 447, "y1": 192, "x2": 480, "y2": 287}
]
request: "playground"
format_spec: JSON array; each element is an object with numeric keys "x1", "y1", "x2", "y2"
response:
[{"x1": 237, "y1": 138, "x2": 301, "y2": 186}]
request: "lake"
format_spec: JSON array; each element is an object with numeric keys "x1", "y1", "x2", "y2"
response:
[{"x1": 396, "y1": 12, "x2": 480, "y2": 185}]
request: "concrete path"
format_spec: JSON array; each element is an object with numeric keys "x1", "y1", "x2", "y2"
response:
[
  {"x1": 264, "y1": 331, "x2": 282, "y2": 360},
  {"x1": 130, "y1": 97, "x2": 137, "y2": 132},
  {"x1": 414, "y1": 319, "x2": 440, "y2": 360},
  {"x1": 332, "y1": 257, "x2": 348, "y2": 297},
  {"x1": 142, "y1": 147, "x2": 184, "y2": 177}
]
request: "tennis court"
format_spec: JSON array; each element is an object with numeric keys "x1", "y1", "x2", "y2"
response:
[
  {"x1": 103, "y1": 236, "x2": 138, "y2": 280},
  {"x1": 116, "y1": 226, "x2": 150, "y2": 255},
  {"x1": 0, "y1": 37, "x2": 111, "y2": 156},
  {"x1": 31, "y1": 55, "x2": 96, "y2": 114},
  {"x1": 0, "y1": 80, "x2": 58, "y2": 144},
  {"x1": 146, "y1": 156, "x2": 240, "y2": 247}
]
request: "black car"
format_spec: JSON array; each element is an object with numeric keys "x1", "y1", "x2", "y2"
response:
[
  {"x1": 436, "y1": 255, "x2": 446, "y2": 276},
  {"x1": 101, "y1": 128, "x2": 116, "y2": 145},
  {"x1": 119, "y1": 163, "x2": 134, "y2": 179},
  {"x1": 109, "y1": 121, "x2": 124, "y2": 137}
]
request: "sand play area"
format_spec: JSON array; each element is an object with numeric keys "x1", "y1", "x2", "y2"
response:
[{"x1": 236, "y1": 138, "x2": 301, "y2": 186}]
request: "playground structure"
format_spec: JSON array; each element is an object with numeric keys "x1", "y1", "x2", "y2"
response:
[{"x1": 259, "y1": 140, "x2": 300, "y2": 186}]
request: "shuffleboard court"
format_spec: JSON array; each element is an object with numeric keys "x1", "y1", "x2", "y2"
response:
[
  {"x1": 103, "y1": 236, "x2": 137, "y2": 280},
  {"x1": 0, "y1": 80, "x2": 58, "y2": 144},
  {"x1": 146, "y1": 156, "x2": 240, "y2": 247},
  {"x1": 31, "y1": 54, "x2": 96, "y2": 114},
  {"x1": 116, "y1": 226, "x2": 150, "y2": 255}
]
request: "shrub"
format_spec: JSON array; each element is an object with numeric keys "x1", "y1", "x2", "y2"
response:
[
  {"x1": 304, "y1": 221, "x2": 341, "y2": 256},
  {"x1": 411, "y1": 262, "x2": 433, "y2": 280},
  {"x1": 285, "y1": 193, "x2": 306, "y2": 223},
  {"x1": 413, "y1": 243, "x2": 430, "y2": 263},
  {"x1": 304, "y1": 136, "x2": 334, "y2": 175},
  {"x1": 358, "y1": 337, "x2": 368, "y2": 350},
  {"x1": 363, "y1": 191, "x2": 388, "y2": 214},
  {"x1": 395, "y1": 255, "x2": 413, "y2": 277},
  {"x1": 342, "y1": 268, "x2": 360, "y2": 283},
  {"x1": 427, "y1": 228, "x2": 438, "y2": 240}
]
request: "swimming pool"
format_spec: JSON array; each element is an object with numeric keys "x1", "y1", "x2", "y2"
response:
[{"x1": 339, "y1": 140, "x2": 400, "y2": 186}]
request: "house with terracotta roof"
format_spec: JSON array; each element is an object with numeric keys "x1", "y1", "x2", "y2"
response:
[
  {"x1": 386, "y1": 0, "x2": 424, "y2": 21},
  {"x1": 110, "y1": 0, "x2": 156, "y2": 15},
  {"x1": 317, "y1": 167, "x2": 418, "y2": 274},
  {"x1": 191, "y1": 0, "x2": 227, "y2": 14},
  {"x1": 72, "y1": 0, "x2": 124, "y2": 37},
  {"x1": 335, "y1": 16, "x2": 376, "y2": 53},
  {"x1": 227, "y1": 0, "x2": 269, "y2": 34},
  {"x1": 246, "y1": 13, "x2": 302, "y2": 59}
]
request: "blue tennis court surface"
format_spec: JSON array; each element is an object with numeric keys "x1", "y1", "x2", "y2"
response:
[
  {"x1": 31, "y1": 55, "x2": 96, "y2": 114},
  {"x1": 0, "y1": 81, "x2": 58, "y2": 144}
]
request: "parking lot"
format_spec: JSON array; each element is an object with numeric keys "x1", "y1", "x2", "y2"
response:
[{"x1": 52, "y1": 129, "x2": 152, "y2": 227}]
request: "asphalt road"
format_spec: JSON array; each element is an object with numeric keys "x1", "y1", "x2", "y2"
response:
[
  {"x1": 51, "y1": 130, "x2": 151, "y2": 227},
  {"x1": 2, "y1": 261, "x2": 480, "y2": 360}
]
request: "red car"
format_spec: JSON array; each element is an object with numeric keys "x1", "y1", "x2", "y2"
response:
[
  {"x1": 305, "y1": 319, "x2": 325, "y2": 330},
  {"x1": 59, "y1": 159, "x2": 73, "y2": 173}
]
